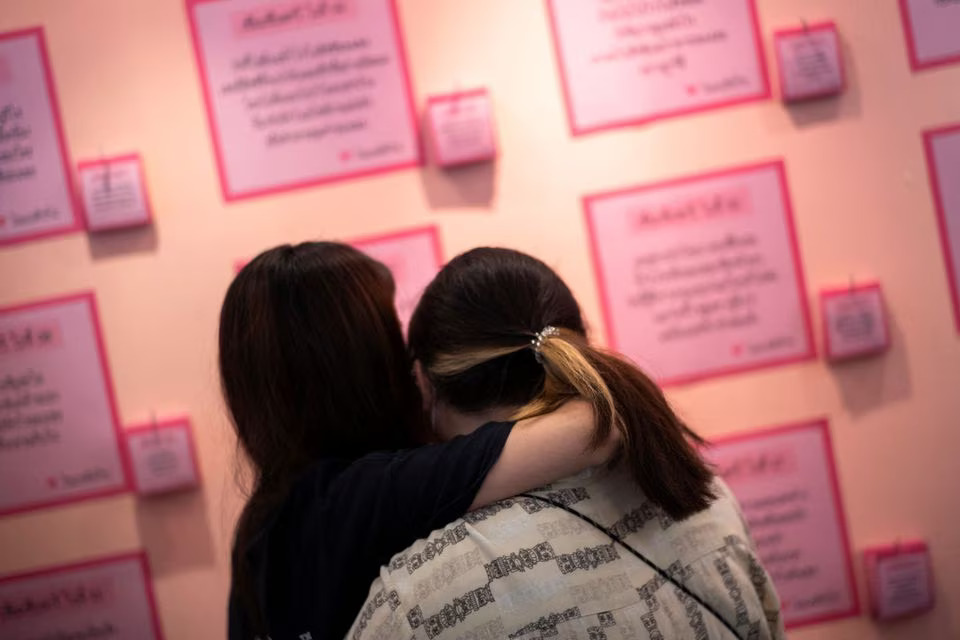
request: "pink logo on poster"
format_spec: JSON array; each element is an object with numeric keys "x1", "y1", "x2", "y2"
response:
[
  {"x1": 0, "y1": 577, "x2": 115, "y2": 624},
  {"x1": 629, "y1": 185, "x2": 752, "y2": 231}
]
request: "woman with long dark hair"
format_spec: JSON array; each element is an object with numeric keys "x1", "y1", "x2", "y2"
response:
[{"x1": 219, "y1": 242, "x2": 615, "y2": 640}]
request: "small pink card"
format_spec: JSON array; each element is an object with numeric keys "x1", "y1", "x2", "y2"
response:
[
  {"x1": 774, "y1": 22, "x2": 845, "y2": 102},
  {"x1": 706, "y1": 419, "x2": 859, "y2": 628},
  {"x1": 820, "y1": 283, "x2": 890, "y2": 361},
  {"x1": 425, "y1": 89, "x2": 497, "y2": 167},
  {"x1": 899, "y1": 0, "x2": 960, "y2": 71},
  {"x1": 0, "y1": 551, "x2": 163, "y2": 638},
  {"x1": 77, "y1": 154, "x2": 153, "y2": 232},
  {"x1": 864, "y1": 541, "x2": 935, "y2": 621},
  {"x1": 124, "y1": 417, "x2": 200, "y2": 496}
]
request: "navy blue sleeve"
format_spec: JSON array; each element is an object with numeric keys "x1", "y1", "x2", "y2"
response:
[{"x1": 326, "y1": 420, "x2": 514, "y2": 566}]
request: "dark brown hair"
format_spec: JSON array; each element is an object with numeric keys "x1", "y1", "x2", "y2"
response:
[
  {"x1": 408, "y1": 247, "x2": 715, "y2": 521},
  {"x1": 219, "y1": 241, "x2": 425, "y2": 632}
]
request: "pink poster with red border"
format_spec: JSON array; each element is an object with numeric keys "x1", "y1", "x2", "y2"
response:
[
  {"x1": 351, "y1": 225, "x2": 443, "y2": 329},
  {"x1": 707, "y1": 419, "x2": 859, "y2": 628},
  {"x1": 0, "y1": 293, "x2": 128, "y2": 517},
  {"x1": 923, "y1": 123, "x2": 960, "y2": 333},
  {"x1": 0, "y1": 551, "x2": 163, "y2": 639},
  {"x1": 584, "y1": 160, "x2": 814, "y2": 386},
  {"x1": 186, "y1": 0, "x2": 421, "y2": 201},
  {"x1": 898, "y1": 0, "x2": 960, "y2": 72},
  {"x1": 545, "y1": 0, "x2": 770, "y2": 135},
  {"x1": 0, "y1": 27, "x2": 81, "y2": 247}
]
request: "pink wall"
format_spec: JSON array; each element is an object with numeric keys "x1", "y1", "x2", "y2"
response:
[{"x1": 1, "y1": 1, "x2": 958, "y2": 638}]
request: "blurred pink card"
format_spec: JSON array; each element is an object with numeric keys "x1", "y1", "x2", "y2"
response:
[
  {"x1": 426, "y1": 89, "x2": 497, "y2": 168},
  {"x1": 0, "y1": 293, "x2": 127, "y2": 516},
  {"x1": 0, "y1": 552, "x2": 163, "y2": 638},
  {"x1": 707, "y1": 419, "x2": 859, "y2": 628},
  {"x1": 546, "y1": 0, "x2": 769, "y2": 134},
  {"x1": 820, "y1": 283, "x2": 890, "y2": 361},
  {"x1": 77, "y1": 154, "x2": 153, "y2": 232},
  {"x1": 585, "y1": 160, "x2": 814, "y2": 386},
  {"x1": 774, "y1": 22, "x2": 845, "y2": 102},
  {"x1": 0, "y1": 28, "x2": 80, "y2": 246},
  {"x1": 187, "y1": 0, "x2": 420, "y2": 201},
  {"x1": 899, "y1": 0, "x2": 960, "y2": 71},
  {"x1": 125, "y1": 416, "x2": 200, "y2": 496}
]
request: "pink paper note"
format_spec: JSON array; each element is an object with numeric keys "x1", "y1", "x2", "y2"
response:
[
  {"x1": 585, "y1": 160, "x2": 814, "y2": 386},
  {"x1": 352, "y1": 226, "x2": 443, "y2": 330},
  {"x1": 774, "y1": 22, "x2": 845, "y2": 102},
  {"x1": 124, "y1": 416, "x2": 201, "y2": 496},
  {"x1": 426, "y1": 89, "x2": 497, "y2": 168},
  {"x1": 0, "y1": 28, "x2": 80, "y2": 247},
  {"x1": 0, "y1": 293, "x2": 127, "y2": 516},
  {"x1": 864, "y1": 541, "x2": 935, "y2": 621},
  {"x1": 923, "y1": 123, "x2": 960, "y2": 333},
  {"x1": 707, "y1": 419, "x2": 859, "y2": 628},
  {"x1": 899, "y1": 0, "x2": 960, "y2": 71},
  {"x1": 77, "y1": 153, "x2": 153, "y2": 232},
  {"x1": 820, "y1": 283, "x2": 890, "y2": 361},
  {"x1": 187, "y1": 0, "x2": 420, "y2": 201},
  {"x1": 0, "y1": 552, "x2": 163, "y2": 639},
  {"x1": 546, "y1": 0, "x2": 769, "y2": 135}
]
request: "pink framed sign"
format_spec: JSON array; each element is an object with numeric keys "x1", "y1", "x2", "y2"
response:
[
  {"x1": 186, "y1": 0, "x2": 421, "y2": 201},
  {"x1": 820, "y1": 283, "x2": 890, "y2": 361},
  {"x1": 584, "y1": 160, "x2": 814, "y2": 386},
  {"x1": 0, "y1": 551, "x2": 163, "y2": 638},
  {"x1": 545, "y1": 0, "x2": 770, "y2": 136},
  {"x1": 898, "y1": 0, "x2": 960, "y2": 72},
  {"x1": 124, "y1": 416, "x2": 201, "y2": 496},
  {"x1": 923, "y1": 123, "x2": 960, "y2": 333},
  {"x1": 0, "y1": 292, "x2": 128, "y2": 517},
  {"x1": 76, "y1": 153, "x2": 153, "y2": 232},
  {"x1": 774, "y1": 22, "x2": 845, "y2": 102},
  {"x1": 707, "y1": 419, "x2": 860, "y2": 628},
  {"x1": 0, "y1": 27, "x2": 81, "y2": 247},
  {"x1": 425, "y1": 88, "x2": 497, "y2": 168},
  {"x1": 351, "y1": 225, "x2": 443, "y2": 329},
  {"x1": 864, "y1": 540, "x2": 935, "y2": 621}
]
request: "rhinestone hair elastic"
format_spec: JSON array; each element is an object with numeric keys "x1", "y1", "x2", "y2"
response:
[{"x1": 531, "y1": 326, "x2": 560, "y2": 363}]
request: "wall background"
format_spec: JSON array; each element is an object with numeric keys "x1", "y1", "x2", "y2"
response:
[{"x1": 1, "y1": 0, "x2": 958, "y2": 638}]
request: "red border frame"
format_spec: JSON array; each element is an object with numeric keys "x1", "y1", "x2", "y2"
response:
[
  {"x1": 710, "y1": 418, "x2": 861, "y2": 628},
  {"x1": 0, "y1": 291, "x2": 130, "y2": 517},
  {"x1": 922, "y1": 123, "x2": 960, "y2": 334},
  {"x1": 773, "y1": 21, "x2": 846, "y2": 103},
  {"x1": 123, "y1": 415, "x2": 202, "y2": 496},
  {"x1": 0, "y1": 550, "x2": 164, "y2": 639},
  {"x1": 76, "y1": 153, "x2": 154, "y2": 232},
  {"x1": 897, "y1": 0, "x2": 960, "y2": 72},
  {"x1": 583, "y1": 159, "x2": 816, "y2": 387},
  {"x1": 184, "y1": 0, "x2": 423, "y2": 202},
  {"x1": 863, "y1": 540, "x2": 935, "y2": 621},
  {"x1": 0, "y1": 27, "x2": 82, "y2": 247},
  {"x1": 820, "y1": 282, "x2": 890, "y2": 361},
  {"x1": 425, "y1": 88, "x2": 498, "y2": 168},
  {"x1": 349, "y1": 223, "x2": 445, "y2": 269},
  {"x1": 544, "y1": 0, "x2": 771, "y2": 137}
]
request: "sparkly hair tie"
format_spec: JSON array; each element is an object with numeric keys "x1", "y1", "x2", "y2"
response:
[{"x1": 531, "y1": 326, "x2": 560, "y2": 363}]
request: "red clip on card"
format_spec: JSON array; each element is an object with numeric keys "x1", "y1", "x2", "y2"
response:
[
  {"x1": 864, "y1": 541, "x2": 935, "y2": 621},
  {"x1": 820, "y1": 283, "x2": 890, "y2": 361},
  {"x1": 774, "y1": 22, "x2": 845, "y2": 102},
  {"x1": 425, "y1": 89, "x2": 497, "y2": 168},
  {"x1": 124, "y1": 416, "x2": 201, "y2": 496}
]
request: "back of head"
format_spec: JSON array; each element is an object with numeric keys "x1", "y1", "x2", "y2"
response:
[
  {"x1": 409, "y1": 247, "x2": 715, "y2": 521},
  {"x1": 220, "y1": 242, "x2": 424, "y2": 478}
]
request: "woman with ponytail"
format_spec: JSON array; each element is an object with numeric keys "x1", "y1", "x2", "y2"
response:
[
  {"x1": 349, "y1": 247, "x2": 785, "y2": 640},
  {"x1": 220, "y1": 243, "x2": 619, "y2": 640}
]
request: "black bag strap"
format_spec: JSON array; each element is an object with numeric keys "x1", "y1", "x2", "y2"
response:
[{"x1": 518, "y1": 493, "x2": 743, "y2": 640}]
